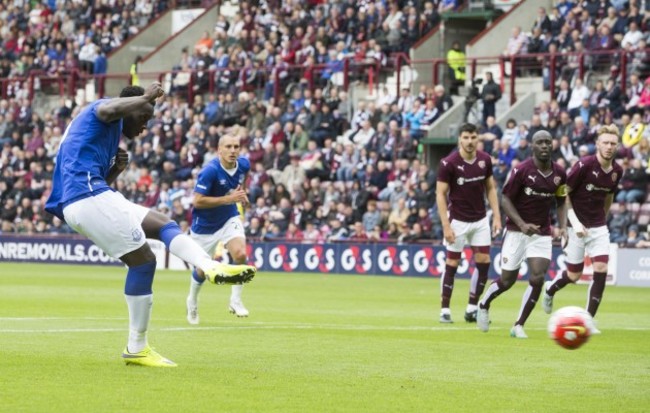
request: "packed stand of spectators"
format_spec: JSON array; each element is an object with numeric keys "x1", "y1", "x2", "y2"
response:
[
  {"x1": 0, "y1": 0, "x2": 186, "y2": 100},
  {"x1": 501, "y1": 0, "x2": 650, "y2": 91},
  {"x1": 2, "y1": 81, "x2": 649, "y2": 245},
  {"x1": 478, "y1": 81, "x2": 650, "y2": 247},
  {"x1": 0, "y1": 81, "x2": 451, "y2": 244},
  {"x1": 168, "y1": 0, "x2": 462, "y2": 101},
  {"x1": 2, "y1": 0, "x2": 649, "y2": 247}
]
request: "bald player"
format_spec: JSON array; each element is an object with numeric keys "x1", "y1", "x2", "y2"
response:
[
  {"x1": 186, "y1": 134, "x2": 252, "y2": 324},
  {"x1": 476, "y1": 131, "x2": 568, "y2": 338}
]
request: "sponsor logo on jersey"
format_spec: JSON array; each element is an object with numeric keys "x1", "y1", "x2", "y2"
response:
[
  {"x1": 456, "y1": 175, "x2": 485, "y2": 186},
  {"x1": 585, "y1": 183, "x2": 610, "y2": 192},
  {"x1": 524, "y1": 187, "x2": 555, "y2": 197}
]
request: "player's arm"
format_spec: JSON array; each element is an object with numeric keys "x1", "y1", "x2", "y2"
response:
[
  {"x1": 565, "y1": 186, "x2": 587, "y2": 238},
  {"x1": 565, "y1": 162, "x2": 588, "y2": 237},
  {"x1": 106, "y1": 148, "x2": 128, "y2": 185},
  {"x1": 604, "y1": 193, "x2": 614, "y2": 217},
  {"x1": 239, "y1": 173, "x2": 250, "y2": 207},
  {"x1": 96, "y1": 82, "x2": 163, "y2": 123},
  {"x1": 436, "y1": 180, "x2": 455, "y2": 244},
  {"x1": 194, "y1": 187, "x2": 248, "y2": 209},
  {"x1": 555, "y1": 183, "x2": 568, "y2": 247},
  {"x1": 485, "y1": 176, "x2": 502, "y2": 236},
  {"x1": 501, "y1": 193, "x2": 540, "y2": 236}
]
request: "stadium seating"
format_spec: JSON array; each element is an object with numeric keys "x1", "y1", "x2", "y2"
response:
[{"x1": 0, "y1": 0, "x2": 649, "y2": 246}]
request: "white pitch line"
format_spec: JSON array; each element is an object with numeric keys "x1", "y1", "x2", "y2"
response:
[
  {"x1": 0, "y1": 323, "x2": 648, "y2": 334},
  {"x1": 0, "y1": 317, "x2": 126, "y2": 321}
]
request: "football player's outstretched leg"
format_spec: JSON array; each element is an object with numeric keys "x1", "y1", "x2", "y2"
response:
[{"x1": 45, "y1": 83, "x2": 255, "y2": 367}]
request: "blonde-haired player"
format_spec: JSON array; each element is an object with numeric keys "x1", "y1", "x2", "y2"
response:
[
  {"x1": 542, "y1": 125, "x2": 623, "y2": 333},
  {"x1": 186, "y1": 134, "x2": 252, "y2": 323}
]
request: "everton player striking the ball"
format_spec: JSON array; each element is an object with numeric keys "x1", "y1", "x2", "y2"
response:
[{"x1": 46, "y1": 83, "x2": 256, "y2": 367}]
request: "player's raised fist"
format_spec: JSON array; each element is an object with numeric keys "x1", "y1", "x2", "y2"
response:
[{"x1": 144, "y1": 82, "x2": 164, "y2": 103}]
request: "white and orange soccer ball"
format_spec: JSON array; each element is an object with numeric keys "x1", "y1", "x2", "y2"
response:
[{"x1": 547, "y1": 306, "x2": 593, "y2": 350}]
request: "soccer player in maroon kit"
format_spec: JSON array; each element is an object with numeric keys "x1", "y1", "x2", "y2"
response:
[
  {"x1": 541, "y1": 125, "x2": 623, "y2": 334},
  {"x1": 436, "y1": 123, "x2": 501, "y2": 323},
  {"x1": 476, "y1": 131, "x2": 568, "y2": 338}
]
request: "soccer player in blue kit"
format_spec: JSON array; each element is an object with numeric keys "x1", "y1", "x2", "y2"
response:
[
  {"x1": 186, "y1": 133, "x2": 252, "y2": 323},
  {"x1": 45, "y1": 82, "x2": 256, "y2": 367}
]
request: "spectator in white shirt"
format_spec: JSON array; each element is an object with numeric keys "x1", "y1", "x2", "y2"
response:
[
  {"x1": 378, "y1": 86, "x2": 396, "y2": 107},
  {"x1": 383, "y1": 2, "x2": 403, "y2": 30},
  {"x1": 351, "y1": 120, "x2": 376, "y2": 149},
  {"x1": 621, "y1": 22, "x2": 643, "y2": 49},
  {"x1": 78, "y1": 37, "x2": 97, "y2": 74},
  {"x1": 504, "y1": 26, "x2": 528, "y2": 56},
  {"x1": 397, "y1": 88, "x2": 414, "y2": 113},
  {"x1": 568, "y1": 78, "x2": 590, "y2": 115}
]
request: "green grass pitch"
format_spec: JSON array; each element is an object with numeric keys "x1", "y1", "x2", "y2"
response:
[{"x1": 0, "y1": 263, "x2": 648, "y2": 413}]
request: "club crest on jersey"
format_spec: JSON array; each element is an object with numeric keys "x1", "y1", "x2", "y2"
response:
[
  {"x1": 553, "y1": 176, "x2": 561, "y2": 186},
  {"x1": 478, "y1": 160, "x2": 486, "y2": 169},
  {"x1": 612, "y1": 172, "x2": 617, "y2": 182},
  {"x1": 132, "y1": 228, "x2": 143, "y2": 242}
]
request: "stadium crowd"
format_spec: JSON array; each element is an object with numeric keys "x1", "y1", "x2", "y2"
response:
[
  {"x1": 0, "y1": 0, "x2": 185, "y2": 88},
  {"x1": 0, "y1": 0, "x2": 649, "y2": 248}
]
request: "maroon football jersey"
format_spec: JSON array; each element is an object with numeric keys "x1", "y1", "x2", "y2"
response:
[
  {"x1": 437, "y1": 150, "x2": 493, "y2": 222},
  {"x1": 568, "y1": 155, "x2": 623, "y2": 228},
  {"x1": 502, "y1": 158, "x2": 567, "y2": 236}
]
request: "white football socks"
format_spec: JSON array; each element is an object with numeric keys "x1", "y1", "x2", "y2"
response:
[
  {"x1": 231, "y1": 284, "x2": 243, "y2": 303},
  {"x1": 125, "y1": 294, "x2": 153, "y2": 353},
  {"x1": 188, "y1": 276, "x2": 203, "y2": 304},
  {"x1": 168, "y1": 234, "x2": 214, "y2": 271}
]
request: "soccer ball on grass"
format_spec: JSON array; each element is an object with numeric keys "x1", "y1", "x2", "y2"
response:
[{"x1": 547, "y1": 306, "x2": 592, "y2": 350}]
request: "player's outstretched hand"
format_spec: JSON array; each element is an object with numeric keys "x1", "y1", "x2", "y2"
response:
[
  {"x1": 443, "y1": 226, "x2": 455, "y2": 245},
  {"x1": 519, "y1": 223, "x2": 541, "y2": 236},
  {"x1": 115, "y1": 147, "x2": 129, "y2": 171},
  {"x1": 557, "y1": 228, "x2": 568, "y2": 249},
  {"x1": 230, "y1": 186, "x2": 249, "y2": 205},
  {"x1": 144, "y1": 82, "x2": 165, "y2": 104},
  {"x1": 492, "y1": 218, "x2": 502, "y2": 238}
]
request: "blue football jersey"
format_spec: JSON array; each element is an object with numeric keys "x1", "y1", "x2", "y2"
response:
[
  {"x1": 191, "y1": 156, "x2": 250, "y2": 234},
  {"x1": 45, "y1": 100, "x2": 122, "y2": 219}
]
